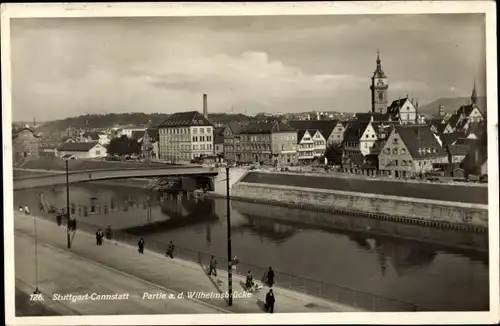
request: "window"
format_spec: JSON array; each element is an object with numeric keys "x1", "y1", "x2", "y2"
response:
[
  {"x1": 200, "y1": 128, "x2": 205, "y2": 134},
  {"x1": 392, "y1": 138, "x2": 398, "y2": 144},
  {"x1": 394, "y1": 159, "x2": 398, "y2": 166},
  {"x1": 95, "y1": 150, "x2": 100, "y2": 155},
  {"x1": 401, "y1": 148, "x2": 406, "y2": 154},
  {"x1": 392, "y1": 148, "x2": 398, "y2": 155},
  {"x1": 193, "y1": 128, "x2": 197, "y2": 134}
]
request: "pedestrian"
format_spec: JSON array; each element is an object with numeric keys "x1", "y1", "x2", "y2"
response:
[
  {"x1": 72, "y1": 219, "x2": 77, "y2": 231},
  {"x1": 18, "y1": 206, "x2": 23, "y2": 212},
  {"x1": 208, "y1": 255, "x2": 217, "y2": 276},
  {"x1": 24, "y1": 205, "x2": 30, "y2": 215},
  {"x1": 96, "y1": 229, "x2": 102, "y2": 245},
  {"x1": 105, "y1": 225, "x2": 112, "y2": 240},
  {"x1": 56, "y1": 213, "x2": 62, "y2": 226},
  {"x1": 265, "y1": 289, "x2": 275, "y2": 313},
  {"x1": 98, "y1": 228, "x2": 104, "y2": 244},
  {"x1": 166, "y1": 241, "x2": 175, "y2": 259},
  {"x1": 266, "y1": 267, "x2": 275, "y2": 287},
  {"x1": 138, "y1": 238, "x2": 145, "y2": 254},
  {"x1": 246, "y1": 271, "x2": 254, "y2": 291}
]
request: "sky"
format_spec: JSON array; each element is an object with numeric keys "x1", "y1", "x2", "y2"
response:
[{"x1": 9, "y1": 14, "x2": 486, "y2": 122}]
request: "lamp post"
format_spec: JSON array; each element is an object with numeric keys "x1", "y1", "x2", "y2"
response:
[
  {"x1": 33, "y1": 206, "x2": 40, "y2": 294},
  {"x1": 65, "y1": 159, "x2": 71, "y2": 249},
  {"x1": 226, "y1": 166, "x2": 233, "y2": 306}
]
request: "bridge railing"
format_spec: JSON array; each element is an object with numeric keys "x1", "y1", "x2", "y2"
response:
[{"x1": 43, "y1": 208, "x2": 430, "y2": 312}]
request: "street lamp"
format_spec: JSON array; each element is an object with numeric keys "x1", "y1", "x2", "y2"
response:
[
  {"x1": 225, "y1": 166, "x2": 233, "y2": 306},
  {"x1": 33, "y1": 204, "x2": 40, "y2": 294},
  {"x1": 65, "y1": 159, "x2": 71, "y2": 249}
]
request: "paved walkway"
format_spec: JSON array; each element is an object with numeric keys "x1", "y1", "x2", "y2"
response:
[{"x1": 14, "y1": 212, "x2": 360, "y2": 315}]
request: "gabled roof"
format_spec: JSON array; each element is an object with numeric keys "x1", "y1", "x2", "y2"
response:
[
  {"x1": 454, "y1": 137, "x2": 478, "y2": 147},
  {"x1": 446, "y1": 114, "x2": 460, "y2": 128},
  {"x1": 466, "y1": 121, "x2": 487, "y2": 138},
  {"x1": 387, "y1": 98, "x2": 409, "y2": 115},
  {"x1": 159, "y1": 111, "x2": 213, "y2": 127},
  {"x1": 455, "y1": 117, "x2": 469, "y2": 131},
  {"x1": 355, "y1": 112, "x2": 393, "y2": 122},
  {"x1": 371, "y1": 122, "x2": 398, "y2": 140},
  {"x1": 395, "y1": 125, "x2": 447, "y2": 159},
  {"x1": 343, "y1": 122, "x2": 370, "y2": 142},
  {"x1": 288, "y1": 120, "x2": 339, "y2": 140},
  {"x1": 241, "y1": 121, "x2": 295, "y2": 134},
  {"x1": 457, "y1": 103, "x2": 481, "y2": 118},
  {"x1": 429, "y1": 118, "x2": 445, "y2": 129},
  {"x1": 226, "y1": 121, "x2": 247, "y2": 135},
  {"x1": 439, "y1": 131, "x2": 466, "y2": 147},
  {"x1": 58, "y1": 142, "x2": 101, "y2": 152},
  {"x1": 448, "y1": 144, "x2": 471, "y2": 156}
]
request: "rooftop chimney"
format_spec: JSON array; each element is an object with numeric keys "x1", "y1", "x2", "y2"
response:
[{"x1": 203, "y1": 94, "x2": 208, "y2": 119}]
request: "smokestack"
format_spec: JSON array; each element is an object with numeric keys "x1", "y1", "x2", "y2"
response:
[{"x1": 203, "y1": 94, "x2": 208, "y2": 119}]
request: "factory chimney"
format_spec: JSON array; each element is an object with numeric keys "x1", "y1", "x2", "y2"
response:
[{"x1": 203, "y1": 94, "x2": 208, "y2": 119}]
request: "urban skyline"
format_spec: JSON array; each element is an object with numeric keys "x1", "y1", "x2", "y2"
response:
[{"x1": 10, "y1": 14, "x2": 486, "y2": 121}]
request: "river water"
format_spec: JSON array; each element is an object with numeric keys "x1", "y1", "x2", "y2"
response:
[{"x1": 14, "y1": 182, "x2": 489, "y2": 311}]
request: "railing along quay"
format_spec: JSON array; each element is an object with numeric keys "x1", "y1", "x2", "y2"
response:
[{"x1": 31, "y1": 202, "x2": 432, "y2": 312}]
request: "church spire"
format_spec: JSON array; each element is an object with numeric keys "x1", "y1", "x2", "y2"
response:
[
  {"x1": 471, "y1": 79, "x2": 478, "y2": 105},
  {"x1": 373, "y1": 49, "x2": 386, "y2": 78}
]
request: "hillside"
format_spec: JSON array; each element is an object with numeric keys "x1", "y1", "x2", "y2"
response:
[
  {"x1": 418, "y1": 96, "x2": 486, "y2": 117},
  {"x1": 34, "y1": 112, "x2": 252, "y2": 132}
]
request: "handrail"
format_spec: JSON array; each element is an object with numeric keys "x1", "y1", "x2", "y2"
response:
[{"x1": 33, "y1": 201, "x2": 432, "y2": 312}]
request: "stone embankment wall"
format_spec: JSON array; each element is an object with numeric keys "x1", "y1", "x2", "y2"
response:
[{"x1": 231, "y1": 182, "x2": 488, "y2": 232}]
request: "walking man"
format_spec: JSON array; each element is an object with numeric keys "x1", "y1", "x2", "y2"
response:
[
  {"x1": 265, "y1": 289, "x2": 275, "y2": 313},
  {"x1": 56, "y1": 213, "x2": 62, "y2": 226},
  {"x1": 208, "y1": 255, "x2": 217, "y2": 276},
  {"x1": 138, "y1": 238, "x2": 145, "y2": 254},
  {"x1": 166, "y1": 241, "x2": 175, "y2": 259},
  {"x1": 266, "y1": 267, "x2": 275, "y2": 287},
  {"x1": 24, "y1": 205, "x2": 30, "y2": 215},
  {"x1": 96, "y1": 229, "x2": 102, "y2": 245}
]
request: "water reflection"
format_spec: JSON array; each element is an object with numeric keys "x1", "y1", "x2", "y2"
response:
[{"x1": 14, "y1": 183, "x2": 489, "y2": 311}]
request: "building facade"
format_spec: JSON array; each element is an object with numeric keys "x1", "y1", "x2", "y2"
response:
[
  {"x1": 57, "y1": 142, "x2": 108, "y2": 159},
  {"x1": 296, "y1": 129, "x2": 326, "y2": 162},
  {"x1": 12, "y1": 127, "x2": 41, "y2": 162},
  {"x1": 158, "y1": 111, "x2": 213, "y2": 162},
  {"x1": 387, "y1": 97, "x2": 418, "y2": 124},
  {"x1": 378, "y1": 125, "x2": 447, "y2": 177},
  {"x1": 142, "y1": 129, "x2": 159, "y2": 160},
  {"x1": 213, "y1": 127, "x2": 225, "y2": 157},
  {"x1": 223, "y1": 122, "x2": 246, "y2": 162},
  {"x1": 239, "y1": 122, "x2": 298, "y2": 165}
]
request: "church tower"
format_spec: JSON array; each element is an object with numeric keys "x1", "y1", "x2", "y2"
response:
[
  {"x1": 438, "y1": 103, "x2": 445, "y2": 119},
  {"x1": 471, "y1": 80, "x2": 478, "y2": 105},
  {"x1": 370, "y1": 50, "x2": 389, "y2": 113}
]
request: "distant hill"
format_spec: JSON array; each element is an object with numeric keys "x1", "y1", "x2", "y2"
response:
[
  {"x1": 418, "y1": 96, "x2": 486, "y2": 117},
  {"x1": 34, "y1": 112, "x2": 252, "y2": 133}
]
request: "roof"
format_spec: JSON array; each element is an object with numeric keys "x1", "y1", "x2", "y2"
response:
[
  {"x1": 429, "y1": 118, "x2": 445, "y2": 129},
  {"x1": 225, "y1": 121, "x2": 247, "y2": 136},
  {"x1": 288, "y1": 120, "x2": 339, "y2": 139},
  {"x1": 371, "y1": 121, "x2": 398, "y2": 140},
  {"x1": 446, "y1": 114, "x2": 460, "y2": 128},
  {"x1": 343, "y1": 122, "x2": 370, "y2": 142},
  {"x1": 448, "y1": 144, "x2": 471, "y2": 156},
  {"x1": 12, "y1": 127, "x2": 40, "y2": 139},
  {"x1": 439, "y1": 131, "x2": 466, "y2": 147},
  {"x1": 58, "y1": 142, "x2": 101, "y2": 152},
  {"x1": 387, "y1": 98, "x2": 408, "y2": 116},
  {"x1": 395, "y1": 125, "x2": 447, "y2": 159},
  {"x1": 455, "y1": 117, "x2": 469, "y2": 131},
  {"x1": 355, "y1": 112, "x2": 393, "y2": 122},
  {"x1": 130, "y1": 130, "x2": 144, "y2": 140},
  {"x1": 241, "y1": 121, "x2": 296, "y2": 134},
  {"x1": 467, "y1": 121, "x2": 487, "y2": 138},
  {"x1": 83, "y1": 132, "x2": 101, "y2": 140},
  {"x1": 159, "y1": 111, "x2": 213, "y2": 128},
  {"x1": 457, "y1": 103, "x2": 480, "y2": 118},
  {"x1": 454, "y1": 137, "x2": 478, "y2": 147},
  {"x1": 214, "y1": 127, "x2": 225, "y2": 144}
]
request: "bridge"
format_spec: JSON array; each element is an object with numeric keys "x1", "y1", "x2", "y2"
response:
[{"x1": 13, "y1": 166, "x2": 219, "y2": 190}]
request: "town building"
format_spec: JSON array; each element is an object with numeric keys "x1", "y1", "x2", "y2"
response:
[
  {"x1": 461, "y1": 130, "x2": 487, "y2": 177},
  {"x1": 429, "y1": 117, "x2": 447, "y2": 135},
  {"x1": 296, "y1": 129, "x2": 327, "y2": 163},
  {"x1": 378, "y1": 125, "x2": 448, "y2": 177},
  {"x1": 12, "y1": 127, "x2": 41, "y2": 163},
  {"x1": 157, "y1": 111, "x2": 213, "y2": 163},
  {"x1": 83, "y1": 132, "x2": 110, "y2": 146},
  {"x1": 120, "y1": 125, "x2": 148, "y2": 139},
  {"x1": 387, "y1": 96, "x2": 419, "y2": 124},
  {"x1": 288, "y1": 120, "x2": 344, "y2": 145},
  {"x1": 141, "y1": 129, "x2": 159, "y2": 161},
  {"x1": 239, "y1": 121, "x2": 298, "y2": 165},
  {"x1": 213, "y1": 127, "x2": 225, "y2": 158},
  {"x1": 223, "y1": 122, "x2": 247, "y2": 162},
  {"x1": 57, "y1": 142, "x2": 108, "y2": 159}
]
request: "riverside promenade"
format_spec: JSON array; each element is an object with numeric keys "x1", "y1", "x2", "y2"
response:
[{"x1": 14, "y1": 211, "x2": 359, "y2": 315}]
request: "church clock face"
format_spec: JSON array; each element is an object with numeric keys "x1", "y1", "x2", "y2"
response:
[{"x1": 377, "y1": 79, "x2": 384, "y2": 86}]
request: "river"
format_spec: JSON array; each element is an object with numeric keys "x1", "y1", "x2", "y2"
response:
[{"x1": 13, "y1": 182, "x2": 489, "y2": 312}]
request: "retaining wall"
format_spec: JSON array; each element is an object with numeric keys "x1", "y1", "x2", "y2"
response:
[{"x1": 231, "y1": 182, "x2": 488, "y2": 232}]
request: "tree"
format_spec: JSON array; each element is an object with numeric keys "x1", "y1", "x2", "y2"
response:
[
  {"x1": 323, "y1": 143, "x2": 343, "y2": 165},
  {"x1": 108, "y1": 135, "x2": 141, "y2": 156}
]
